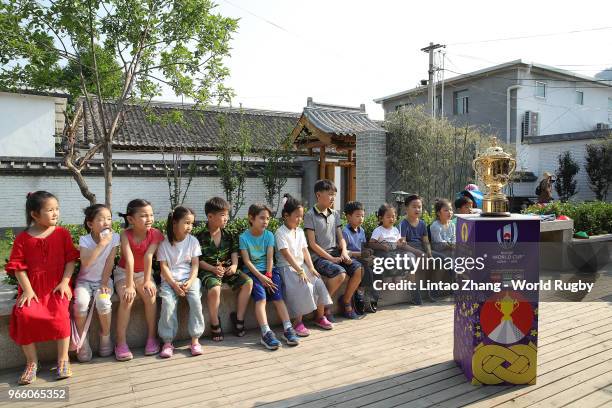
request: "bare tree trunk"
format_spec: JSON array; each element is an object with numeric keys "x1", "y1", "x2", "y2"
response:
[
  {"x1": 65, "y1": 163, "x2": 97, "y2": 205},
  {"x1": 103, "y1": 140, "x2": 113, "y2": 210},
  {"x1": 63, "y1": 106, "x2": 98, "y2": 206}
]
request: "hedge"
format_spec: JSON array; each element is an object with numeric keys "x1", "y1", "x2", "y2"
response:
[{"x1": 523, "y1": 201, "x2": 612, "y2": 236}]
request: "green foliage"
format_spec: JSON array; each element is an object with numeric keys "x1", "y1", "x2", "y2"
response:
[
  {"x1": 555, "y1": 151, "x2": 580, "y2": 202},
  {"x1": 0, "y1": 0, "x2": 238, "y2": 207},
  {"x1": 523, "y1": 201, "x2": 612, "y2": 236},
  {"x1": 384, "y1": 105, "x2": 497, "y2": 209},
  {"x1": 585, "y1": 140, "x2": 612, "y2": 201},
  {"x1": 59, "y1": 44, "x2": 123, "y2": 99},
  {"x1": 0, "y1": 0, "x2": 237, "y2": 104}
]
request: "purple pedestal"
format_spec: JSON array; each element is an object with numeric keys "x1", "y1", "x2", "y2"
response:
[{"x1": 453, "y1": 214, "x2": 540, "y2": 385}]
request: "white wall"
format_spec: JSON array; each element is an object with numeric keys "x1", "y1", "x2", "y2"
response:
[
  {"x1": 0, "y1": 93, "x2": 59, "y2": 158},
  {"x1": 0, "y1": 175, "x2": 302, "y2": 228},
  {"x1": 513, "y1": 139, "x2": 606, "y2": 202},
  {"x1": 516, "y1": 70, "x2": 612, "y2": 136}
]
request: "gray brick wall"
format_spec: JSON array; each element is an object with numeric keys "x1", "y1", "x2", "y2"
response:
[
  {"x1": 356, "y1": 130, "x2": 387, "y2": 213},
  {"x1": 0, "y1": 175, "x2": 302, "y2": 228}
]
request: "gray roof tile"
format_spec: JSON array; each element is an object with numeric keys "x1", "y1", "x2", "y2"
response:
[{"x1": 79, "y1": 100, "x2": 301, "y2": 151}]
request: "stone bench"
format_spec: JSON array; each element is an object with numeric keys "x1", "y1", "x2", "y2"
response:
[
  {"x1": 0, "y1": 275, "x2": 415, "y2": 370},
  {"x1": 539, "y1": 219, "x2": 574, "y2": 271}
]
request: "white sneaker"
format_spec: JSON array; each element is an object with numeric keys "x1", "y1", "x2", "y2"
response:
[
  {"x1": 99, "y1": 334, "x2": 113, "y2": 357},
  {"x1": 77, "y1": 337, "x2": 93, "y2": 362}
]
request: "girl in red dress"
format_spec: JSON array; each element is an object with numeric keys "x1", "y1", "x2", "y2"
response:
[
  {"x1": 114, "y1": 199, "x2": 164, "y2": 361},
  {"x1": 6, "y1": 191, "x2": 80, "y2": 385}
]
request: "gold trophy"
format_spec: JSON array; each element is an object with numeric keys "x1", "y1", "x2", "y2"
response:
[{"x1": 472, "y1": 137, "x2": 516, "y2": 217}]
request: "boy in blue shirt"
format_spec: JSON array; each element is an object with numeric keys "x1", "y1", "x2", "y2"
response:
[{"x1": 342, "y1": 201, "x2": 378, "y2": 313}]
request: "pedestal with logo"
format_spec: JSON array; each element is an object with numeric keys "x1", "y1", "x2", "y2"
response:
[{"x1": 453, "y1": 214, "x2": 540, "y2": 385}]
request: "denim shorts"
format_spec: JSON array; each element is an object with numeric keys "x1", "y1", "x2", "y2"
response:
[
  {"x1": 313, "y1": 257, "x2": 363, "y2": 278},
  {"x1": 246, "y1": 268, "x2": 284, "y2": 302}
]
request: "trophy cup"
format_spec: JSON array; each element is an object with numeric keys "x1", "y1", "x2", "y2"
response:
[{"x1": 472, "y1": 137, "x2": 516, "y2": 217}]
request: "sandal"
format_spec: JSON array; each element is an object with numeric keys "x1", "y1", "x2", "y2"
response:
[
  {"x1": 54, "y1": 360, "x2": 72, "y2": 380},
  {"x1": 18, "y1": 362, "x2": 38, "y2": 385},
  {"x1": 230, "y1": 312, "x2": 246, "y2": 337},
  {"x1": 210, "y1": 316, "x2": 224, "y2": 342}
]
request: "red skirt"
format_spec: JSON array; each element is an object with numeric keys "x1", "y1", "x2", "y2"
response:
[{"x1": 9, "y1": 291, "x2": 71, "y2": 345}]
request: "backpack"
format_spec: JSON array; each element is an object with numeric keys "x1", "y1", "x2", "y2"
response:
[{"x1": 535, "y1": 184, "x2": 542, "y2": 196}]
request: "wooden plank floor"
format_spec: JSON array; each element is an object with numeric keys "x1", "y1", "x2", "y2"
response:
[{"x1": 0, "y1": 301, "x2": 610, "y2": 408}]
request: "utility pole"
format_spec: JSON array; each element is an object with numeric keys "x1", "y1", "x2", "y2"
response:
[{"x1": 421, "y1": 42, "x2": 445, "y2": 117}]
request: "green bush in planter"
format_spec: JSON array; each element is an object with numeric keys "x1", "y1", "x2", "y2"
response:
[{"x1": 522, "y1": 201, "x2": 612, "y2": 236}]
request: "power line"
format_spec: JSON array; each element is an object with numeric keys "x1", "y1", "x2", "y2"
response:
[{"x1": 448, "y1": 26, "x2": 612, "y2": 46}]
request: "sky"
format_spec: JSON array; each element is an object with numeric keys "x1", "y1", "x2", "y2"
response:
[{"x1": 164, "y1": 0, "x2": 612, "y2": 120}]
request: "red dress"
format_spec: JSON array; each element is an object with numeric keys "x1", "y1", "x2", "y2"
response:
[{"x1": 5, "y1": 227, "x2": 80, "y2": 345}]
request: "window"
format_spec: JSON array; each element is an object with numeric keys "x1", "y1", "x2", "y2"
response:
[
  {"x1": 454, "y1": 90, "x2": 469, "y2": 115},
  {"x1": 535, "y1": 82, "x2": 546, "y2": 98},
  {"x1": 394, "y1": 102, "x2": 413, "y2": 112},
  {"x1": 575, "y1": 90, "x2": 584, "y2": 105},
  {"x1": 435, "y1": 95, "x2": 442, "y2": 116}
]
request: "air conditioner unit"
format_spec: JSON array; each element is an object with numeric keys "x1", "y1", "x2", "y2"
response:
[
  {"x1": 522, "y1": 111, "x2": 539, "y2": 137},
  {"x1": 596, "y1": 123, "x2": 610, "y2": 130}
]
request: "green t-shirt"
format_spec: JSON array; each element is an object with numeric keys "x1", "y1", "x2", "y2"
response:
[{"x1": 197, "y1": 227, "x2": 237, "y2": 267}]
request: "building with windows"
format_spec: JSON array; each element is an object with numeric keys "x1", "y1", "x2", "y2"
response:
[{"x1": 374, "y1": 60, "x2": 612, "y2": 201}]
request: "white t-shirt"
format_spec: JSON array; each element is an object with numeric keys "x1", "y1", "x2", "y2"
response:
[
  {"x1": 78, "y1": 232, "x2": 121, "y2": 282},
  {"x1": 156, "y1": 235, "x2": 202, "y2": 282},
  {"x1": 275, "y1": 224, "x2": 307, "y2": 268},
  {"x1": 371, "y1": 226, "x2": 402, "y2": 250}
]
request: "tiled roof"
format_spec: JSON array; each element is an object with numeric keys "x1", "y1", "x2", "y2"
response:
[
  {"x1": 79, "y1": 100, "x2": 301, "y2": 151},
  {"x1": 302, "y1": 100, "x2": 383, "y2": 136}
]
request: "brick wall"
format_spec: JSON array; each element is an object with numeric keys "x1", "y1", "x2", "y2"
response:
[
  {"x1": 0, "y1": 175, "x2": 302, "y2": 228},
  {"x1": 356, "y1": 130, "x2": 387, "y2": 213}
]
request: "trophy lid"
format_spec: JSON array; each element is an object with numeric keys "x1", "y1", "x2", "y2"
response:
[{"x1": 479, "y1": 137, "x2": 512, "y2": 159}]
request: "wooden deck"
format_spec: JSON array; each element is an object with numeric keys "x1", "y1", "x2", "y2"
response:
[{"x1": 0, "y1": 300, "x2": 611, "y2": 408}]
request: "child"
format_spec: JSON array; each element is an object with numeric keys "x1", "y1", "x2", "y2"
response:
[
  {"x1": 398, "y1": 194, "x2": 432, "y2": 305},
  {"x1": 74, "y1": 204, "x2": 120, "y2": 362},
  {"x1": 115, "y1": 199, "x2": 164, "y2": 361},
  {"x1": 240, "y1": 204, "x2": 299, "y2": 350},
  {"x1": 275, "y1": 195, "x2": 333, "y2": 336},
  {"x1": 6, "y1": 191, "x2": 80, "y2": 384},
  {"x1": 430, "y1": 199, "x2": 456, "y2": 254},
  {"x1": 157, "y1": 206, "x2": 204, "y2": 358},
  {"x1": 304, "y1": 180, "x2": 363, "y2": 320},
  {"x1": 197, "y1": 197, "x2": 253, "y2": 341},
  {"x1": 454, "y1": 196, "x2": 473, "y2": 215},
  {"x1": 369, "y1": 204, "x2": 408, "y2": 252},
  {"x1": 369, "y1": 204, "x2": 412, "y2": 284},
  {"x1": 342, "y1": 201, "x2": 376, "y2": 313}
]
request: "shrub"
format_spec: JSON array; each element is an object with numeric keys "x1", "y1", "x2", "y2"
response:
[
  {"x1": 555, "y1": 151, "x2": 580, "y2": 201},
  {"x1": 523, "y1": 201, "x2": 612, "y2": 236},
  {"x1": 585, "y1": 141, "x2": 612, "y2": 201}
]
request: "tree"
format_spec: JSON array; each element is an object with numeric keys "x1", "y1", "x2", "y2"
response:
[
  {"x1": 0, "y1": 0, "x2": 237, "y2": 208},
  {"x1": 160, "y1": 147, "x2": 198, "y2": 209},
  {"x1": 384, "y1": 105, "x2": 490, "y2": 208},
  {"x1": 585, "y1": 140, "x2": 612, "y2": 200},
  {"x1": 555, "y1": 151, "x2": 580, "y2": 202},
  {"x1": 216, "y1": 113, "x2": 252, "y2": 220},
  {"x1": 261, "y1": 130, "x2": 293, "y2": 216}
]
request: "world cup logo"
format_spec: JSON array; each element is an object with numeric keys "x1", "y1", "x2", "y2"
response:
[{"x1": 497, "y1": 222, "x2": 518, "y2": 249}]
